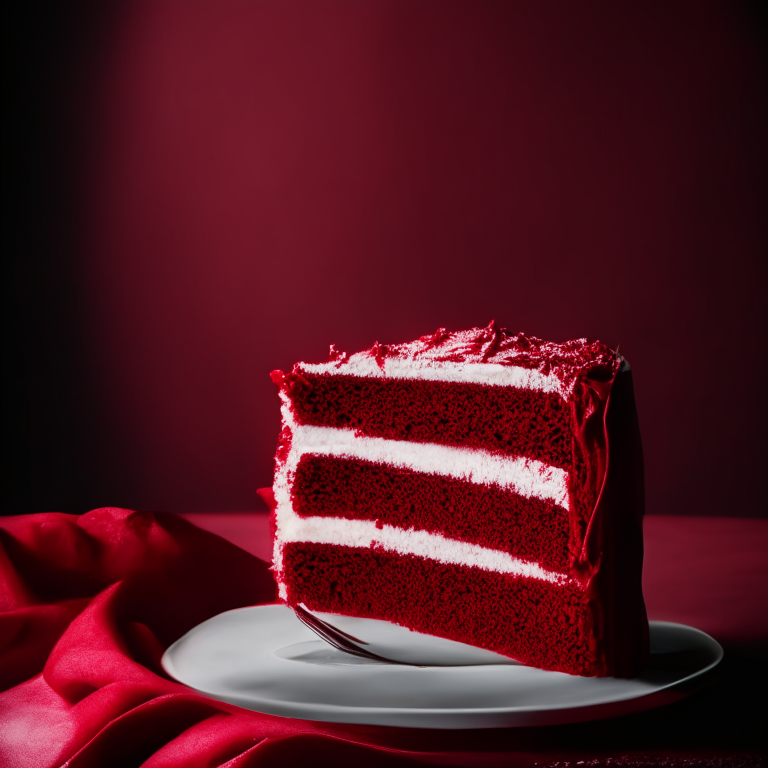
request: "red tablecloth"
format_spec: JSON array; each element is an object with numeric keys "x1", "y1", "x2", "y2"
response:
[{"x1": 1, "y1": 509, "x2": 766, "y2": 767}]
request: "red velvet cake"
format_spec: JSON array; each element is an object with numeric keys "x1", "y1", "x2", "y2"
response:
[{"x1": 262, "y1": 323, "x2": 649, "y2": 677}]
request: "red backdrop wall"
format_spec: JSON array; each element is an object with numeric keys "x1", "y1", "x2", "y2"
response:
[{"x1": 5, "y1": 1, "x2": 766, "y2": 517}]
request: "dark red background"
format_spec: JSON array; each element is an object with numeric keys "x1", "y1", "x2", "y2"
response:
[{"x1": 4, "y1": 1, "x2": 766, "y2": 517}]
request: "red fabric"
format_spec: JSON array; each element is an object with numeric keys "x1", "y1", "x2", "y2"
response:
[
  {"x1": 1, "y1": 509, "x2": 765, "y2": 767},
  {"x1": 0, "y1": 509, "x2": 425, "y2": 766}
]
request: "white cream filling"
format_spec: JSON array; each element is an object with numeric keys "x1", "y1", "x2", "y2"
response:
[
  {"x1": 278, "y1": 514, "x2": 570, "y2": 589},
  {"x1": 273, "y1": 402, "x2": 572, "y2": 598},
  {"x1": 299, "y1": 358, "x2": 567, "y2": 398},
  {"x1": 287, "y1": 423, "x2": 569, "y2": 510}
]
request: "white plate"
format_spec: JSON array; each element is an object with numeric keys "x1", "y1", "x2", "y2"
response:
[{"x1": 161, "y1": 605, "x2": 722, "y2": 729}]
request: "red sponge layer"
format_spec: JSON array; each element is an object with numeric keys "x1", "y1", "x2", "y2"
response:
[
  {"x1": 287, "y1": 374, "x2": 572, "y2": 469},
  {"x1": 293, "y1": 455, "x2": 572, "y2": 572},
  {"x1": 282, "y1": 541, "x2": 600, "y2": 676}
]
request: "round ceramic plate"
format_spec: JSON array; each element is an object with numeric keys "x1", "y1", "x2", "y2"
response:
[{"x1": 161, "y1": 605, "x2": 723, "y2": 729}]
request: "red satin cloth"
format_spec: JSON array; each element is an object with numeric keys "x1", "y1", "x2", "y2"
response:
[{"x1": 1, "y1": 509, "x2": 766, "y2": 767}]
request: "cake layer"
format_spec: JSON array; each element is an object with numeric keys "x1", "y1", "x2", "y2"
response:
[
  {"x1": 282, "y1": 542, "x2": 600, "y2": 675},
  {"x1": 285, "y1": 373, "x2": 572, "y2": 469},
  {"x1": 293, "y1": 454, "x2": 572, "y2": 572}
]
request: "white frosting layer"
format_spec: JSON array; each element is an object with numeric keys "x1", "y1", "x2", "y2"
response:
[
  {"x1": 273, "y1": 398, "x2": 572, "y2": 599},
  {"x1": 278, "y1": 514, "x2": 569, "y2": 586},
  {"x1": 287, "y1": 423, "x2": 569, "y2": 510},
  {"x1": 300, "y1": 357, "x2": 567, "y2": 398}
]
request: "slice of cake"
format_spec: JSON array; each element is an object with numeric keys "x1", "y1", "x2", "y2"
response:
[{"x1": 261, "y1": 323, "x2": 648, "y2": 677}]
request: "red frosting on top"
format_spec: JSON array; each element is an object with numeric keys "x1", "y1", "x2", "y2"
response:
[{"x1": 314, "y1": 321, "x2": 621, "y2": 393}]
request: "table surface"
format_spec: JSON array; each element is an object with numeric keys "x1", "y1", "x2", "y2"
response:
[{"x1": 178, "y1": 513, "x2": 768, "y2": 756}]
